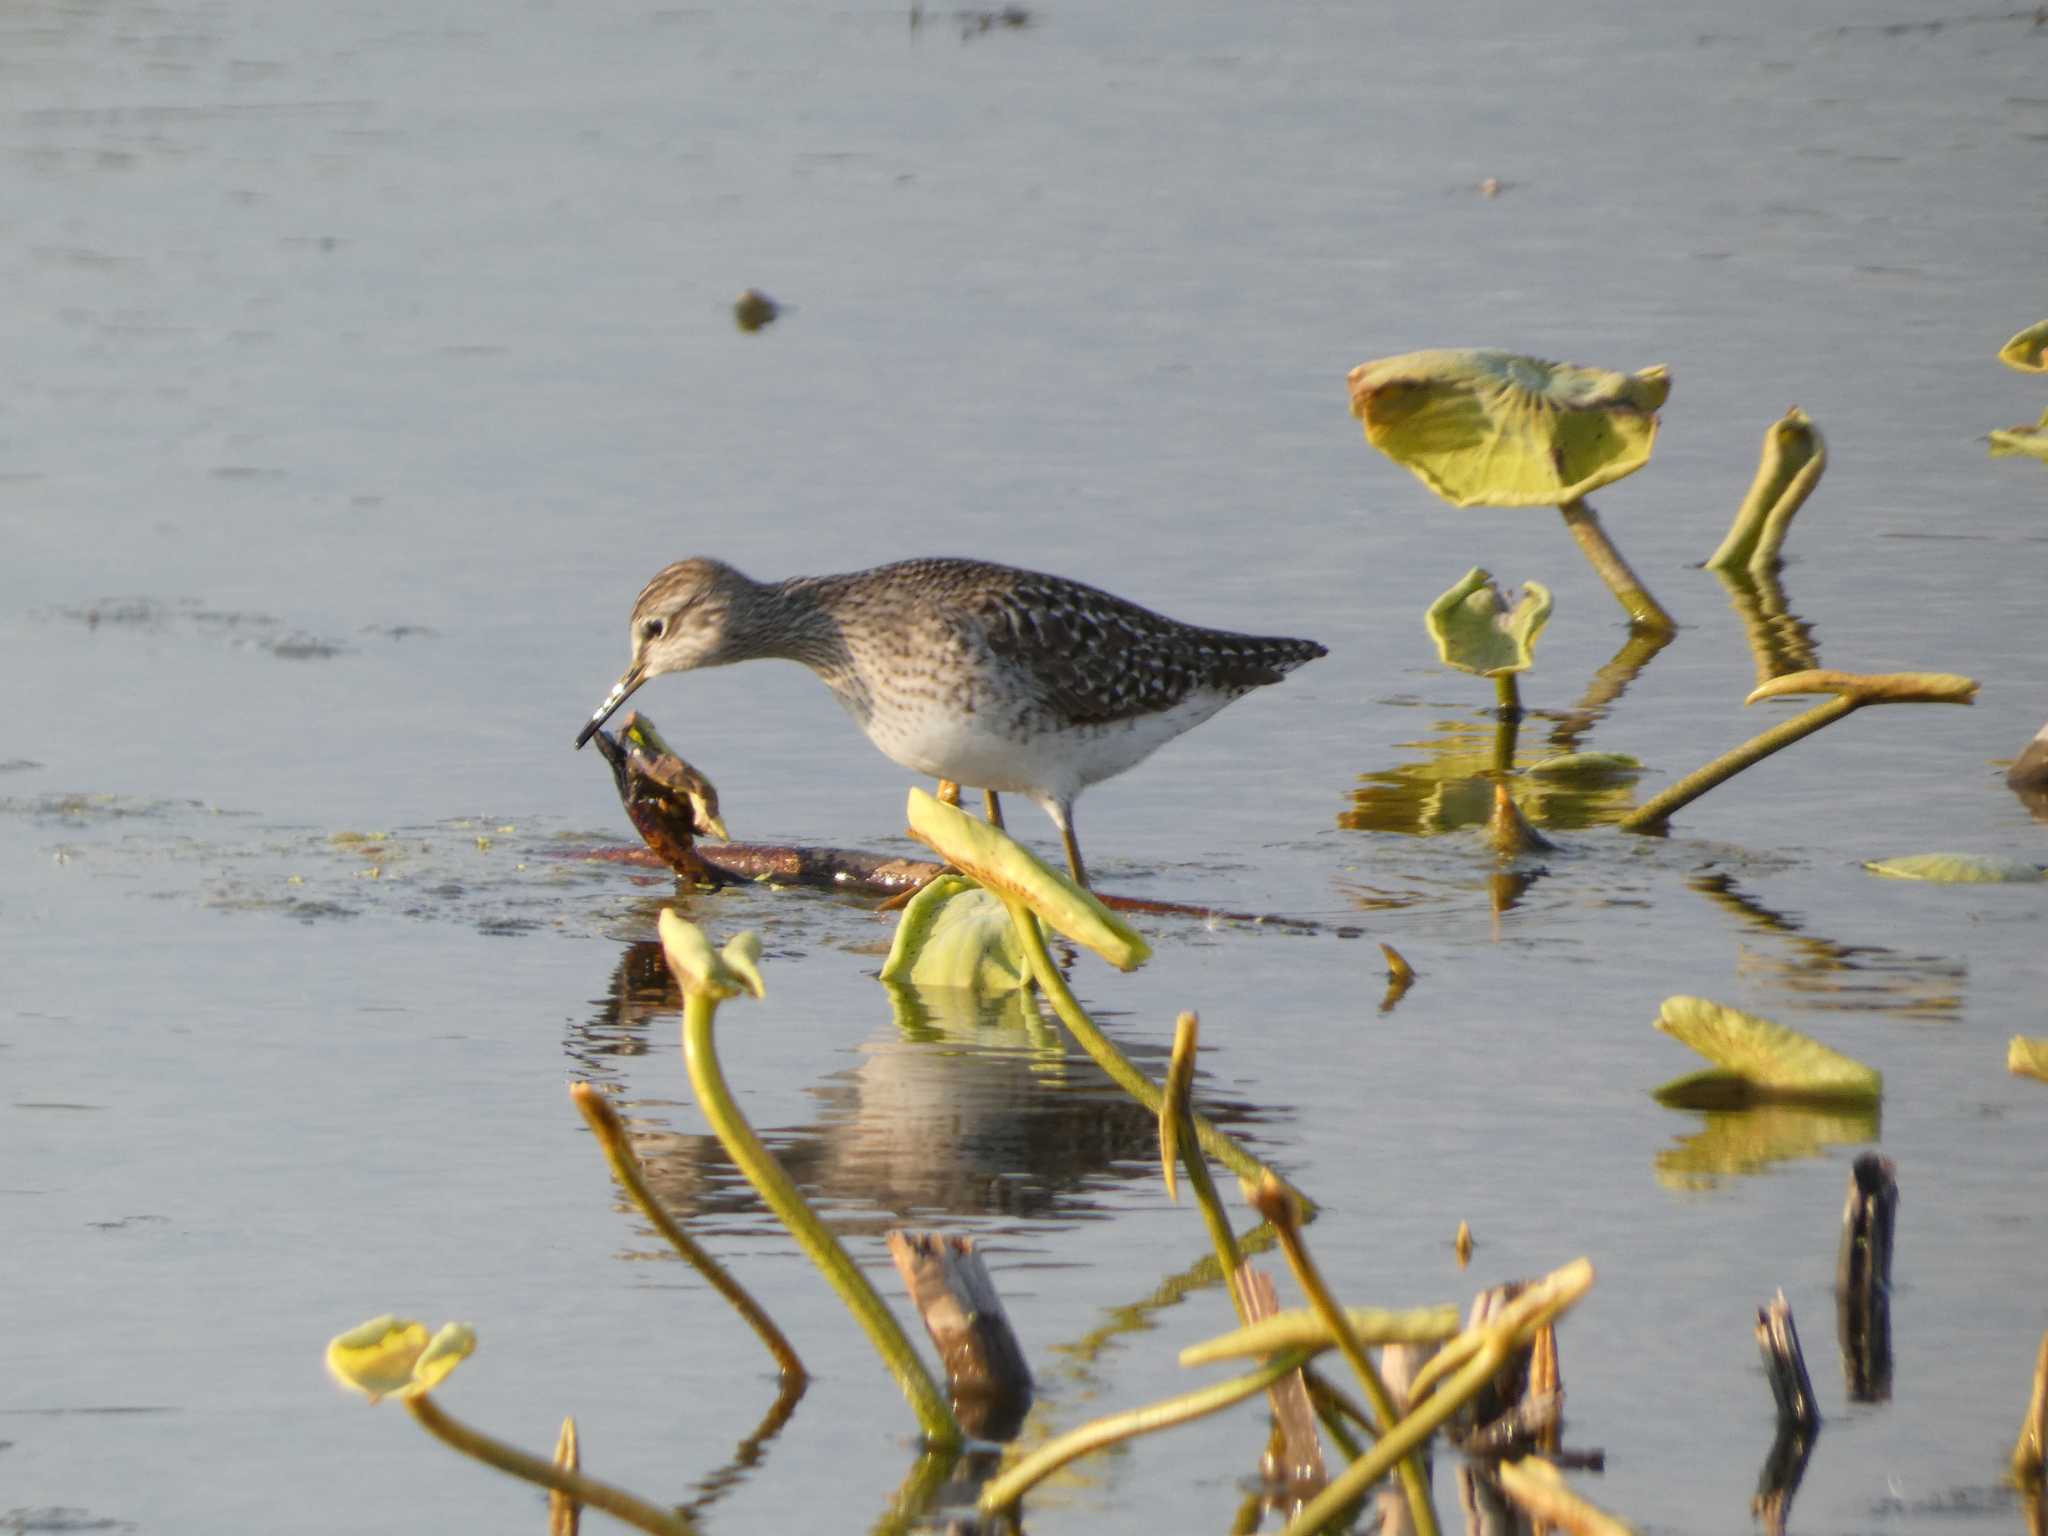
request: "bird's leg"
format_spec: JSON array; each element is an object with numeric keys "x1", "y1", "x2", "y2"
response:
[
  {"x1": 1049, "y1": 799, "x2": 1089, "y2": 889},
  {"x1": 936, "y1": 779, "x2": 962, "y2": 807},
  {"x1": 983, "y1": 789, "x2": 1005, "y2": 829}
]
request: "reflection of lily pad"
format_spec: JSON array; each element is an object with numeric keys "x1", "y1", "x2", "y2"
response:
[
  {"x1": 1654, "y1": 1103, "x2": 1880, "y2": 1189},
  {"x1": 1863, "y1": 853, "x2": 2045, "y2": 884},
  {"x1": 1426, "y1": 568, "x2": 1551, "y2": 676},
  {"x1": 1343, "y1": 721, "x2": 1643, "y2": 836},
  {"x1": 878, "y1": 875, "x2": 1029, "y2": 992},
  {"x1": 1989, "y1": 408, "x2": 2048, "y2": 463},
  {"x1": 1524, "y1": 752, "x2": 1643, "y2": 784},
  {"x1": 1998, "y1": 320, "x2": 2048, "y2": 373},
  {"x1": 1347, "y1": 349, "x2": 1670, "y2": 508},
  {"x1": 1652, "y1": 995, "x2": 1881, "y2": 1108},
  {"x1": 2008, "y1": 1036, "x2": 2048, "y2": 1083}
]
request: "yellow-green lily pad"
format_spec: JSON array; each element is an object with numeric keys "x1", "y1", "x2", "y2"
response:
[
  {"x1": 905, "y1": 788, "x2": 1149, "y2": 971},
  {"x1": 1347, "y1": 349, "x2": 1670, "y2": 508},
  {"x1": 1652, "y1": 995, "x2": 1881, "y2": 1108},
  {"x1": 1998, "y1": 320, "x2": 2048, "y2": 373},
  {"x1": 2010, "y1": 1036, "x2": 2048, "y2": 1082},
  {"x1": 878, "y1": 875, "x2": 1030, "y2": 992},
  {"x1": 327, "y1": 1316, "x2": 475, "y2": 1401},
  {"x1": 1426, "y1": 568, "x2": 1552, "y2": 676},
  {"x1": 1863, "y1": 853, "x2": 2045, "y2": 884}
]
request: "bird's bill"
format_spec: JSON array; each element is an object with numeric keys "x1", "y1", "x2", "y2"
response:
[{"x1": 574, "y1": 663, "x2": 647, "y2": 749}]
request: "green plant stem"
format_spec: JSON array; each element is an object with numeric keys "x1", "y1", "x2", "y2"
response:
[
  {"x1": 1619, "y1": 694, "x2": 1854, "y2": 832},
  {"x1": 1559, "y1": 499, "x2": 1675, "y2": 633},
  {"x1": 1493, "y1": 672, "x2": 1523, "y2": 721},
  {"x1": 680, "y1": 992, "x2": 960, "y2": 1451},
  {"x1": 1268, "y1": 1212, "x2": 1439, "y2": 1536},
  {"x1": 978, "y1": 1348, "x2": 1314, "y2": 1515},
  {"x1": 1280, "y1": 1333, "x2": 1514, "y2": 1536},
  {"x1": 406, "y1": 1395, "x2": 698, "y2": 1536},
  {"x1": 1003, "y1": 894, "x2": 1311, "y2": 1213},
  {"x1": 570, "y1": 1084, "x2": 805, "y2": 1383},
  {"x1": 1163, "y1": 1014, "x2": 1248, "y2": 1320}
]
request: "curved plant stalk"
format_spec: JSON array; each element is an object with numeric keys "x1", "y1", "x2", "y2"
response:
[
  {"x1": 408, "y1": 1395, "x2": 697, "y2": 1536},
  {"x1": 679, "y1": 987, "x2": 960, "y2": 1450},
  {"x1": 1559, "y1": 500, "x2": 1675, "y2": 632},
  {"x1": 1281, "y1": 1260, "x2": 1595, "y2": 1536},
  {"x1": 569, "y1": 1083, "x2": 806, "y2": 1382},
  {"x1": 1495, "y1": 672, "x2": 1523, "y2": 719},
  {"x1": 977, "y1": 1348, "x2": 1315, "y2": 1515},
  {"x1": 1160, "y1": 1012, "x2": 1249, "y2": 1319},
  {"x1": 1496, "y1": 1455, "x2": 1634, "y2": 1536},
  {"x1": 1253, "y1": 1179, "x2": 1440, "y2": 1536},
  {"x1": 1000, "y1": 891, "x2": 1309, "y2": 1209},
  {"x1": 1705, "y1": 408, "x2": 1826, "y2": 574},
  {"x1": 1619, "y1": 670, "x2": 1977, "y2": 833}
]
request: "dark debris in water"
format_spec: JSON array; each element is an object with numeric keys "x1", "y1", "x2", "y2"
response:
[
  {"x1": 0, "y1": 760, "x2": 40, "y2": 773},
  {"x1": 38, "y1": 595, "x2": 441, "y2": 662},
  {"x1": 0, "y1": 1512, "x2": 138, "y2": 1534}
]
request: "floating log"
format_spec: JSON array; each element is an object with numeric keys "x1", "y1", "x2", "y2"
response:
[
  {"x1": 1238, "y1": 1264, "x2": 1326, "y2": 1492},
  {"x1": 1756, "y1": 1290, "x2": 1821, "y2": 1434},
  {"x1": 1835, "y1": 1153, "x2": 1896, "y2": 1403},
  {"x1": 886, "y1": 1231, "x2": 1032, "y2": 1442}
]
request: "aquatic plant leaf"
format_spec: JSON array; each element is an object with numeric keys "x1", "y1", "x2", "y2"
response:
[
  {"x1": 877, "y1": 874, "x2": 1030, "y2": 991},
  {"x1": 1179, "y1": 1305, "x2": 1461, "y2": 1366},
  {"x1": 1523, "y1": 752, "x2": 1643, "y2": 782},
  {"x1": 1347, "y1": 349, "x2": 1669, "y2": 507},
  {"x1": 1652, "y1": 995, "x2": 1881, "y2": 1107},
  {"x1": 2011, "y1": 1037, "x2": 2048, "y2": 1083},
  {"x1": 410, "y1": 1323, "x2": 476, "y2": 1394},
  {"x1": 1863, "y1": 853, "x2": 2045, "y2": 884},
  {"x1": 1425, "y1": 568, "x2": 1552, "y2": 676},
  {"x1": 905, "y1": 788, "x2": 1150, "y2": 971},
  {"x1": 1706, "y1": 406, "x2": 1827, "y2": 572},
  {"x1": 1746, "y1": 669, "x2": 1978, "y2": 707},
  {"x1": 1989, "y1": 410, "x2": 2048, "y2": 463},
  {"x1": 1497, "y1": 1456, "x2": 1636, "y2": 1536},
  {"x1": 1655, "y1": 1103, "x2": 1878, "y2": 1187},
  {"x1": 327, "y1": 1316, "x2": 432, "y2": 1402},
  {"x1": 1999, "y1": 320, "x2": 2048, "y2": 373},
  {"x1": 656, "y1": 910, "x2": 766, "y2": 1000}
]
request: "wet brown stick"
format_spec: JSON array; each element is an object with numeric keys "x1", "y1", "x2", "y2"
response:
[
  {"x1": 1835, "y1": 1153, "x2": 1896, "y2": 1403},
  {"x1": 887, "y1": 1232, "x2": 1032, "y2": 1442},
  {"x1": 1756, "y1": 1290, "x2": 1821, "y2": 1434}
]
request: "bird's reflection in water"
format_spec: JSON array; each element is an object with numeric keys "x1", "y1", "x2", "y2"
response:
[{"x1": 565, "y1": 942, "x2": 1270, "y2": 1231}]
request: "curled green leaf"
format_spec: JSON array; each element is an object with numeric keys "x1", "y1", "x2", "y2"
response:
[
  {"x1": 877, "y1": 875, "x2": 1029, "y2": 991},
  {"x1": 1746, "y1": 669, "x2": 1978, "y2": 707},
  {"x1": 1426, "y1": 568, "x2": 1552, "y2": 676},
  {"x1": 905, "y1": 788, "x2": 1149, "y2": 971},
  {"x1": 1998, "y1": 320, "x2": 2048, "y2": 373}
]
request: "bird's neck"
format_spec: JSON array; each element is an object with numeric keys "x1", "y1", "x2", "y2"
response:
[{"x1": 745, "y1": 576, "x2": 855, "y2": 677}]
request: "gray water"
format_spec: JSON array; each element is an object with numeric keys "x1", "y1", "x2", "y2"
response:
[{"x1": 5, "y1": 0, "x2": 2047, "y2": 1530}]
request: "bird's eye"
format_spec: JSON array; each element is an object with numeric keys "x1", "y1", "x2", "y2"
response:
[{"x1": 640, "y1": 617, "x2": 666, "y2": 642}]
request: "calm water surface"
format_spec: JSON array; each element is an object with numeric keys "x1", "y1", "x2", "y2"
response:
[{"x1": 4, "y1": 0, "x2": 2046, "y2": 1531}]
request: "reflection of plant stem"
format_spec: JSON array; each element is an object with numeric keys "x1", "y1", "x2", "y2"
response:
[
  {"x1": 1257, "y1": 1182, "x2": 1439, "y2": 1536},
  {"x1": 682, "y1": 1376, "x2": 808, "y2": 1521},
  {"x1": 872, "y1": 1446, "x2": 964, "y2": 1536},
  {"x1": 570, "y1": 1084, "x2": 806, "y2": 1383},
  {"x1": 1493, "y1": 672, "x2": 1522, "y2": 720},
  {"x1": 406, "y1": 1395, "x2": 698, "y2": 1536},
  {"x1": 1620, "y1": 696, "x2": 1853, "y2": 832},
  {"x1": 1712, "y1": 567, "x2": 1818, "y2": 687},
  {"x1": 978, "y1": 1348, "x2": 1314, "y2": 1514},
  {"x1": 680, "y1": 992, "x2": 960, "y2": 1450},
  {"x1": 1278, "y1": 1325, "x2": 1524, "y2": 1536},
  {"x1": 1559, "y1": 499, "x2": 1675, "y2": 632},
  {"x1": 1545, "y1": 626, "x2": 1674, "y2": 754},
  {"x1": 1003, "y1": 894, "x2": 1309, "y2": 1211}
]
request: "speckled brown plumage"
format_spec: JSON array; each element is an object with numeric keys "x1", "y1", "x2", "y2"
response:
[{"x1": 578, "y1": 555, "x2": 1326, "y2": 883}]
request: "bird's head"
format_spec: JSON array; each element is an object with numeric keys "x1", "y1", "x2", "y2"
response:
[{"x1": 575, "y1": 558, "x2": 751, "y2": 748}]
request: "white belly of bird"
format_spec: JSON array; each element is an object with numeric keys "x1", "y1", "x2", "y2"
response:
[{"x1": 856, "y1": 689, "x2": 1239, "y2": 802}]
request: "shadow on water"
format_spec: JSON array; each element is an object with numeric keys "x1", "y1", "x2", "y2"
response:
[{"x1": 566, "y1": 941, "x2": 1271, "y2": 1230}]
